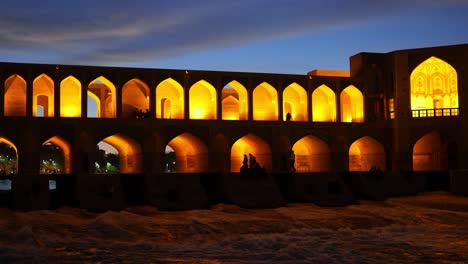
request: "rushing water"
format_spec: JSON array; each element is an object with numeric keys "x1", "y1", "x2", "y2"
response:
[{"x1": 0, "y1": 192, "x2": 467, "y2": 263}]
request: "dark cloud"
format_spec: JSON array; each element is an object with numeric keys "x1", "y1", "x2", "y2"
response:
[{"x1": 0, "y1": 0, "x2": 466, "y2": 65}]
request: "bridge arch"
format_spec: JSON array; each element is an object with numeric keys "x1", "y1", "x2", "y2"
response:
[
  {"x1": 349, "y1": 136, "x2": 385, "y2": 171},
  {"x1": 189, "y1": 80, "x2": 217, "y2": 120},
  {"x1": 166, "y1": 133, "x2": 209, "y2": 172},
  {"x1": 222, "y1": 81, "x2": 248, "y2": 120},
  {"x1": 122, "y1": 79, "x2": 150, "y2": 118},
  {"x1": 33, "y1": 74, "x2": 54, "y2": 117},
  {"x1": 156, "y1": 78, "x2": 184, "y2": 119},
  {"x1": 0, "y1": 137, "x2": 18, "y2": 175},
  {"x1": 340, "y1": 85, "x2": 364, "y2": 123},
  {"x1": 283, "y1": 83, "x2": 307, "y2": 121},
  {"x1": 60, "y1": 76, "x2": 82, "y2": 117},
  {"x1": 41, "y1": 136, "x2": 72, "y2": 174},
  {"x1": 4, "y1": 74, "x2": 27, "y2": 116},
  {"x1": 253, "y1": 82, "x2": 278, "y2": 121},
  {"x1": 88, "y1": 76, "x2": 116, "y2": 118},
  {"x1": 413, "y1": 130, "x2": 448, "y2": 171},
  {"x1": 231, "y1": 134, "x2": 271, "y2": 172},
  {"x1": 99, "y1": 133, "x2": 143, "y2": 173},
  {"x1": 292, "y1": 135, "x2": 330, "y2": 172},
  {"x1": 312, "y1": 84, "x2": 336, "y2": 122}
]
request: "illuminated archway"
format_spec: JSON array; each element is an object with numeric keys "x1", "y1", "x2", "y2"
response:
[
  {"x1": 0, "y1": 137, "x2": 18, "y2": 175},
  {"x1": 122, "y1": 79, "x2": 150, "y2": 118},
  {"x1": 33, "y1": 74, "x2": 54, "y2": 117},
  {"x1": 222, "y1": 81, "x2": 248, "y2": 120},
  {"x1": 312, "y1": 85, "x2": 336, "y2": 122},
  {"x1": 283, "y1": 83, "x2": 307, "y2": 121},
  {"x1": 4, "y1": 74, "x2": 26, "y2": 116},
  {"x1": 189, "y1": 80, "x2": 217, "y2": 120},
  {"x1": 253, "y1": 82, "x2": 278, "y2": 121},
  {"x1": 231, "y1": 134, "x2": 271, "y2": 172},
  {"x1": 60, "y1": 76, "x2": 81, "y2": 117},
  {"x1": 292, "y1": 135, "x2": 330, "y2": 172},
  {"x1": 349, "y1": 136, "x2": 385, "y2": 171},
  {"x1": 340, "y1": 85, "x2": 364, "y2": 123},
  {"x1": 413, "y1": 131, "x2": 447, "y2": 171},
  {"x1": 410, "y1": 57, "x2": 458, "y2": 117},
  {"x1": 166, "y1": 133, "x2": 209, "y2": 172},
  {"x1": 156, "y1": 78, "x2": 184, "y2": 119},
  {"x1": 88, "y1": 76, "x2": 116, "y2": 118},
  {"x1": 99, "y1": 134, "x2": 143, "y2": 173},
  {"x1": 41, "y1": 136, "x2": 71, "y2": 174}
]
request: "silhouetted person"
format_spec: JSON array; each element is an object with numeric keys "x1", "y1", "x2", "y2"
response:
[
  {"x1": 243, "y1": 154, "x2": 248, "y2": 168},
  {"x1": 289, "y1": 150, "x2": 296, "y2": 172},
  {"x1": 286, "y1": 112, "x2": 291, "y2": 121},
  {"x1": 248, "y1": 153, "x2": 256, "y2": 168},
  {"x1": 144, "y1": 109, "x2": 150, "y2": 118}
]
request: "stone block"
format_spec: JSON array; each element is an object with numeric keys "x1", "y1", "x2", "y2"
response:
[
  {"x1": 13, "y1": 175, "x2": 50, "y2": 210},
  {"x1": 76, "y1": 174, "x2": 126, "y2": 212},
  {"x1": 450, "y1": 170, "x2": 468, "y2": 195}
]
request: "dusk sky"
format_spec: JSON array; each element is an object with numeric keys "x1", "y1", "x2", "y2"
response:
[{"x1": 1, "y1": 0, "x2": 467, "y2": 74}]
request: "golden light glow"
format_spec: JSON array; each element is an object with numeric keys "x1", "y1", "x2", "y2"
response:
[
  {"x1": 43, "y1": 136, "x2": 72, "y2": 174},
  {"x1": 413, "y1": 131, "x2": 447, "y2": 171},
  {"x1": 253, "y1": 82, "x2": 278, "y2": 121},
  {"x1": 308, "y1": 69, "x2": 351, "y2": 77},
  {"x1": 292, "y1": 135, "x2": 330, "y2": 172},
  {"x1": 230, "y1": 134, "x2": 271, "y2": 172},
  {"x1": 156, "y1": 78, "x2": 184, "y2": 119},
  {"x1": 122, "y1": 79, "x2": 150, "y2": 118},
  {"x1": 102, "y1": 134, "x2": 143, "y2": 173},
  {"x1": 88, "y1": 76, "x2": 116, "y2": 118},
  {"x1": 283, "y1": 83, "x2": 307, "y2": 121},
  {"x1": 189, "y1": 80, "x2": 217, "y2": 120},
  {"x1": 60, "y1": 76, "x2": 81, "y2": 117},
  {"x1": 340, "y1": 85, "x2": 364, "y2": 123},
  {"x1": 4, "y1": 74, "x2": 27, "y2": 116},
  {"x1": 349, "y1": 136, "x2": 385, "y2": 171},
  {"x1": 167, "y1": 133, "x2": 208, "y2": 172},
  {"x1": 410, "y1": 57, "x2": 458, "y2": 114},
  {"x1": 0, "y1": 137, "x2": 18, "y2": 157},
  {"x1": 312, "y1": 84, "x2": 336, "y2": 122},
  {"x1": 33, "y1": 74, "x2": 54, "y2": 117},
  {"x1": 222, "y1": 81, "x2": 248, "y2": 120}
]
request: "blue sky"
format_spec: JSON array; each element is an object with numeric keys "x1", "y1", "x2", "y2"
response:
[{"x1": 1, "y1": 0, "x2": 467, "y2": 74}]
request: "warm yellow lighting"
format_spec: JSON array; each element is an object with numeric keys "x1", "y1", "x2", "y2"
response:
[
  {"x1": 224, "y1": 81, "x2": 248, "y2": 121},
  {"x1": 308, "y1": 69, "x2": 351, "y2": 77},
  {"x1": 312, "y1": 84, "x2": 336, "y2": 122},
  {"x1": 253, "y1": 82, "x2": 278, "y2": 121},
  {"x1": 189, "y1": 80, "x2": 217, "y2": 120},
  {"x1": 156, "y1": 78, "x2": 184, "y2": 119},
  {"x1": 33, "y1": 74, "x2": 54, "y2": 117},
  {"x1": 0, "y1": 137, "x2": 18, "y2": 157},
  {"x1": 340, "y1": 85, "x2": 364, "y2": 123},
  {"x1": 60, "y1": 76, "x2": 81, "y2": 117},
  {"x1": 283, "y1": 83, "x2": 307, "y2": 121},
  {"x1": 292, "y1": 135, "x2": 330, "y2": 172},
  {"x1": 102, "y1": 134, "x2": 143, "y2": 173},
  {"x1": 413, "y1": 131, "x2": 447, "y2": 171},
  {"x1": 89, "y1": 76, "x2": 116, "y2": 118},
  {"x1": 43, "y1": 136, "x2": 71, "y2": 174},
  {"x1": 167, "y1": 133, "x2": 208, "y2": 172},
  {"x1": 4, "y1": 74, "x2": 27, "y2": 116},
  {"x1": 122, "y1": 79, "x2": 150, "y2": 118},
  {"x1": 348, "y1": 136, "x2": 385, "y2": 171},
  {"x1": 230, "y1": 134, "x2": 271, "y2": 172}
]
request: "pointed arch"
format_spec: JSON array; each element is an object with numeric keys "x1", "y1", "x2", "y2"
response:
[
  {"x1": 283, "y1": 83, "x2": 307, "y2": 121},
  {"x1": 340, "y1": 85, "x2": 364, "y2": 123},
  {"x1": 4, "y1": 74, "x2": 27, "y2": 116},
  {"x1": 189, "y1": 80, "x2": 217, "y2": 120},
  {"x1": 222, "y1": 80, "x2": 248, "y2": 120},
  {"x1": 410, "y1": 56, "x2": 458, "y2": 117},
  {"x1": 33, "y1": 74, "x2": 54, "y2": 117},
  {"x1": 413, "y1": 131, "x2": 447, "y2": 171},
  {"x1": 60, "y1": 76, "x2": 81, "y2": 117},
  {"x1": 41, "y1": 136, "x2": 72, "y2": 174},
  {"x1": 167, "y1": 133, "x2": 209, "y2": 172},
  {"x1": 88, "y1": 76, "x2": 116, "y2": 118},
  {"x1": 253, "y1": 82, "x2": 278, "y2": 121},
  {"x1": 349, "y1": 136, "x2": 385, "y2": 171},
  {"x1": 0, "y1": 137, "x2": 18, "y2": 175},
  {"x1": 156, "y1": 78, "x2": 184, "y2": 119},
  {"x1": 292, "y1": 135, "x2": 331, "y2": 172},
  {"x1": 100, "y1": 133, "x2": 143, "y2": 173},
  {"x1": 122, "y1": 79, "x2": 150, "y2": 118},
  {"x1": 312, "y1": 84, "x2": 336, "y2": 122},
  {"x1": 231, "y1": 134, "x2": 271, "y2": 172}
]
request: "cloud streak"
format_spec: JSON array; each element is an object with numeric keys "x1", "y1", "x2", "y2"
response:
[{"x1": 0, "y1": 0, "x2": 467, "y2": 65}]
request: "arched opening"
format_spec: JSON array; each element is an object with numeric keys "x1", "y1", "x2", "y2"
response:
[
  {"x1": 410, "y1": 57, "x2": 458, "y2": 117},
  {"x1": 283, "y1": 83, "x2": 307, "y2": 121},
  {"x1": 156, "y1": 78, "x2": 184, "y2": 119},
  {"x1": 4, "y1": 74, "x2": 27, "y2": 116},
  {"x1": 222, "y1": 81, "x2": 248, "y2": 120},
  {"x1": 349, "y1": 136, "x2": 385, "y2": 171},
  {"x1": 98, "y1": 134, "x2": 143, "y2": 173},
  {"x1": 166, "y1": 133, "x2": 208, "y2": 172},
  {"x1": 0, "y1": 137, "x2": 18, "y2": 175},
  {"x1": 40, "y1": 136, "x2": 71, "y2": 174},
  {"x1": 292, "y1": 135, "x2": 331, "y2": 172},
  {"x1": 60, "y1": 76, "x2": 81, "y2": 117},
  {"x1": 88, "y1": 76, "x2": 116, "y2": 118},
  {"x1": 413, "y1": 131, "x2": 448, "y2": 171},
  {"x1": 33, "y1": 74, "x2": 54, "y2": 117},
  {"x1": 312, "y1": 84, "x2": 336, "y2": 122},
  {"x1": 122, "y1": 79, "x2": 150, "y2": 118},
  {"x1": 231, "y1": 134, "x2": 271, "y2": 172},
  {"x1": 189, "y1": 80, "x2": 217, "y2": 120},
  {"x1": 340, "y1": 85, "x2": 364, "y2": 123},
  {"x1": 253, "y1": 82, "x2": 278, "y2": 121}
]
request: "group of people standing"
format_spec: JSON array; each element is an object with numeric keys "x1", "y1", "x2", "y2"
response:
[{"x1": 134, "y1": 109, "x2": 151, "y2": 119}]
